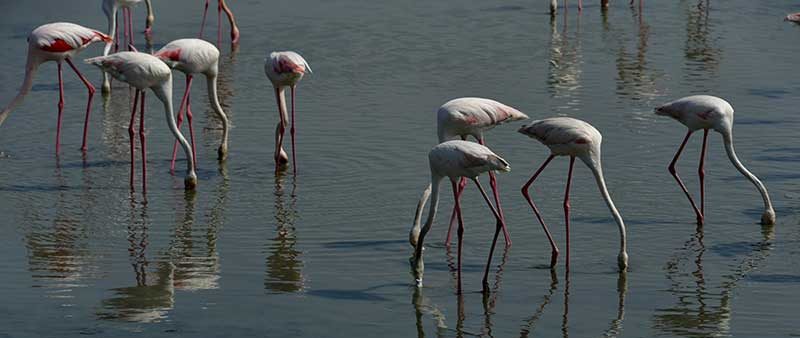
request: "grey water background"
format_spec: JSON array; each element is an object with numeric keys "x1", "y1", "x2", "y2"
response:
[{"x1": 0, "y1": 0, "x2": 799, "y2": 337}]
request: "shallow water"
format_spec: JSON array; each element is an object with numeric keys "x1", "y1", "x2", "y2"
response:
[{"x1": 1, "y1": 0, "x2": 799, "y2": 337}]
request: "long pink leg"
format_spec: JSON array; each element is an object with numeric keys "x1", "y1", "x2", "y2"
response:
[
  {"x1": 445, "y1": 177, "x2": 467, "y2": 246},
  {"x1": 478, "y1": 137, "x2": 510, "y2": 246},
  {"x1": 129, "y1": 90, "x2": 140, "y2": 190},
  {"x1": 669, "y1": 130, "x2": 704, "y2": 225},
  {"x1": 65, "y1": 58, "x2": 96, "y2": 153},
  {"x1": 471, "y1": 178, "x2": 505, "y2": 292},
  {"x1": 127, "y1": 8, "x2": 135, "y2": 50},
  {"x1": 185, "y1": 85, "x2": 198, "y2": 166},
  {"x1": 122, "y1": 8, "x2": 130, "y2": 51},
  {"x1": 55, "y1": 62, "x2": 64, "y2": 154},
  {"x1": 217, "y1": 0, "x2": 223, "y2": 46},
  {"x1": 578, "y1": 0, "x2": 583, "y2": 11},
  {"x1": 445, "y1": 135, "x2": 468, "y2": 246},
  {"x1": 290, "y1": 85, "x2": 297, "y2": 175},
  {"x1": 114, "y1": 11, "x2": 120, "y2": 53},
  {"x1": 521, "y1": 154, "x2": 559, "y2": 268},
  {"x1": 199, "y1": 0, "x2": 210, "y2": 38},
  {"x1": 699, "y1": 129, "x2": 709, "y2": 218},
  {"x1": 564, "y1": 156, "x2": 576, "y2": 269},
  {"x1": 139, "y1": 92, "x2": 147, "y2": 193},
  {"x1": 170, "y1": 75, "x2": 192, "y2": 172},
  {"x1": 452, "y1": 179, "x2": 465, "y2": 294}
]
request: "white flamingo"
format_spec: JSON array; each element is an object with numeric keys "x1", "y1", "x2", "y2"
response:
[
  {"x1": 101, "y1": 0, "x2": 155, "y2": 93},
  {"x1": 85, "y1": 52, "x2": 197, "y2": 191},
  {"x1": 264, "y1": 51, "x2": 312, "y2": 174},
  {"x1": 0, "y1": 22, "x2": 111, "y2": 153},
  {"x1": 410, "y1": 140, "x2": 510, "y2": 293},
  {"x1": 436, "y1": 97, "x2": 528, "y2": 247},
  {"x1": 655, "y1": 95, "x2": 775, "y2": 225},
  {"x1": 154, "y1": 38, "x2": 231, "y2": 170},
  {"x1": 518, "y1": 117, "x2": 628, "y2": 271}
]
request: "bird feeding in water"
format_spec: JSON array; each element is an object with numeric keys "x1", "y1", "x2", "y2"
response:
[
  {"x1": 154, "y1": 38, "x2": 231, "y2": 169},
  {"x1": 518, "y1": 117, "x2": 628, "y2": 271},
  {"x1": 0, "y1": 22, "x2": 111, "y2": 154},
  {"x1": 655, "y1": 95, "x2": 775, "y2": 226},
  {"x1": 198, "y1": 0, "x2": 240, "y2": 45},
  {"x1": 410, "y1": 140, "x2": 510, "y2": 294},
  {"x1": 85, "y1": 51, "x2": 198, "y2": 191},
  {"x1": 436, "y1": 97, "x2": 529, "y2": 247},
  {"x1": 265, "y1": 51, "x2": 312, "y2": 175},
  {"x1": 101, "y1": 0, "x2": 155, "y2": 94}
]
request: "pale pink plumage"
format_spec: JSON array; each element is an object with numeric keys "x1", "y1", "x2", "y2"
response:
[
  {"x1": 655, "y1": 95, "x2": 775, "y2": 225},
  {"x1": 85, "y1": 51, "x2": 198, "y2": 191},
  {"x1": 410, "y1": 140, "x2": 510, "y2": 293},
  {"x1": 0, "y1": 22, "x2": 110, "y2": 153},
  {"x1": 155, "y1": 38, "x2": 230, "y2": 165},
  {"x1": 518, "y1": 117, "x2": 628, "y2": 271}
]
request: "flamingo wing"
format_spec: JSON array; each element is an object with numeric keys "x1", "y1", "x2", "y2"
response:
[{"x1": 31, "y1": 22, "x2": 110, "y2": 53}]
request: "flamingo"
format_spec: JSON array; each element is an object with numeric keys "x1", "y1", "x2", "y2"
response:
[
  {"x1": 154, "y1": 38, "x2": 231, "y2": 170},
  {"x1": 101, "y1": 0, "x2": 155, "y2": 94},
  {"x1": 518, "y1": 117, "x2": 628, "y2": 271},
  {"x1": 550, "y1": 0, "x2": 584, "y2": 15},
  {"x1": 410, "y1": 140, "x2": 510, "y2": 293},
  {"x1": 264, "y1": 51, "x2": 312, "y2": 174},
  {"x1": 785, "y1": 13, "x2": 800, "y2": 23},
  {"x1": 85, "y1": 52, "x2": 198, "y2": 191},
  {"x1": 199, "y1": 0, "x2": 240, "y2": 45},
  {"x1": 0, "y1": 22, "x2": 111, "y2": 154},
  {"x1": 436, "y1": 98, "x2": 528, "y2": 247},
  {"x1": 655, "y1": 95, "x2": 775, "y2": 226}
]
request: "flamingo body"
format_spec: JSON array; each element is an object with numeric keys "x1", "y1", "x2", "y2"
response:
[
  {"x1": 0, "y1": 23, "x2": 110, "y2": 152},
  {"x1": 155, "y1": 38, "x2": 230, "y2": 161},
  {"x1": 85, "y1": 52, "x2": 198, "y2": 190},
  {"x1": 411, "y1": 140, "x2": 510, "y2": 293},
  {"x1": 437, "y1": 97, "x2": 529, "y2": 142},
  {"x1": 785, "y1": 13, "x2": 800, "y2": 23},
  {"x1": 655, "y1": 95, "x2": 775, "y2": 225},
  {"x1": 518, "y1": 117, "x2": 628, "y2": 271}
]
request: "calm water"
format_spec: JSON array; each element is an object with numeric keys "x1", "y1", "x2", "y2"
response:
[{"x1": 1, "y1": 0, "x2": 799, "y2": 337}]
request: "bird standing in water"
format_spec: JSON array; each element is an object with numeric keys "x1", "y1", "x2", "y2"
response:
[
  {"x1": 518, "y1": 117, "x2": 628, "y2": 271},
  {"x1": 85, "y1": 52, "x2": 198, "y2": 191},
  {"x1": 410, "y1": 140, "x2": 510, "y2": 294},
  {"x1": 436, "y1": 97, "x2": 528, "y2": 247},
  {"x1": 655, "y1": 95, "x2": 775, "y2": 226},
  {"x1": 199, "y1": 0, "x2": 240, "y2": 45},
  {"x1": 155, "y1": 38, "x2": 231, "y2": 170},
  {"x1": 101, "y1": 0, "x2": 154, "y2": 94},
  {"x1": 0, "y1": 22, "x2": 111, "y2": 154},
  {"x1": 264, "y1": 51, "x2": 311, "y2": 174}
]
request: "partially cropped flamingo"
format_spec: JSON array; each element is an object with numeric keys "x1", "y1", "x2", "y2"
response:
[
  {"x1": 264, "y1": 51, "x2": 312, "y2": 174},
  {"x1": 410, "y1": 140, "x2": 510, "y2": 293},
  {"x1": 437, "y1": 98, "x2": 528, "y2": 247},
  {"x1": 101, "y1": 0, "x2": 154, "y2": 93},
  {"x1": 199, "y1": 0, "x2": 240, "y2": 45},
  {"x1": 155, "y1": 38, "x2": 231, "y2": 170},
  {"x1": 85, "y1": 52, "x2": 198, "y2": 191},
  {"x1": 518, "y1": 117, "x2": 628, "y2": 271},
  {"x1": 785, "y1": 12, "x2": 800, "y2": 23},
  {"x1": 0, "y1": 22, "x2": 111, "y2": 153},
  {"x1": 655, "y1": 95, "x2": 775, "y2": 225},
  {"x1": 550, "y1": 0, "x2": 584, "y2": 15}
]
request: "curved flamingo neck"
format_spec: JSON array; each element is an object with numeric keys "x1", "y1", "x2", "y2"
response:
[
  {"x1": 721, "y1": 131, "x2": 775, "y2": 221},
  {"x1": 409, "y1": 183, "x2": 432, "y2": 247},
  {"x1": 0, "y1": 53, "x2": 40, "y2": 127},
  {"x1": 580, "y1": 153, "x2": 628, "y2": 259},
  {"x1": 152, "y1": 79, "x2": 195, "y2": 176},
  {"x1": 205, "y1": 70, "x2": 229, "y2": 150}
]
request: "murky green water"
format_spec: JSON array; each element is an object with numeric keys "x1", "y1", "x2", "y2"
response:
[{"x1": 1, "y1": 0, "x2": 799, "y2": 337}]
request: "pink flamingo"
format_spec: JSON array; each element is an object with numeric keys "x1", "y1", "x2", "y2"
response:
[
  {"x1": 102, "y1": 0, "x2": 154, "y2": 93},
  {"x1": 85, "y1": 52, "x2": 198, "y2": 191},
  {"x1": 154, "y1": 38, "x2": 231, "y2": 170},
  {"x1": 437, "y1": 98, "x2": 528, "y2": 247},
  {"x1": 264, "y1": 51, "x2": 312, "y2": 174},
  {"x1": 410, "y1": 140, "x2": 510, "y2": 293},
  {"x1": 518, "y1": 117, "x2": 628, "y2": 271},
  {"x1": 0, "y1": 22, "x2": 111, "y2": 153},
  {"x1": 199, "y1": 0, "x2": 240, "y2": 45},
  {"x1": 785, "y1": 13, "x2": 800, "y2": 23},
  {"x1": 655, "y1": 95, "x2": 775, "y2": 225}
]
